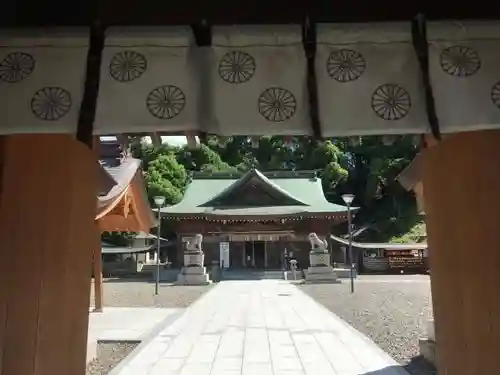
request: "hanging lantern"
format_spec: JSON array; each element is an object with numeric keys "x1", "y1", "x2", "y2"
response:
[
  {"x1": 348, "y1": 136, "x2": 361, "y2": 147},
  {"x1": 382, "y1": 135, "x2": 396, "y2": 146},
  {"x1": 251, "y1": 136, "x2": 260, "y2": 149}
]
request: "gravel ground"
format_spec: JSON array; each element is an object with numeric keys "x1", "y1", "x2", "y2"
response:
[
  {"x1": 86, "y1": 342, "x2": 138, "y2": 375},
  {"x1": 298, "y1": 274, "x2": 436, "y2": 375},
  {"x1": 90, "y1": 279, "x2": 213, "y2": 308}
]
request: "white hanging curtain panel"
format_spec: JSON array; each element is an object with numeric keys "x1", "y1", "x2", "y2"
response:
[
  {"x1": 94, "y1": 27, "x2": 199, "y2": 134},
  {"x1": 2, "y1": 23, "x2": 500, "y2": 136},
  {"x1": 0, "y1": 29, "x2": 89, "y2": 134},
  {"x1": 207, "y1": 25, "x2": 310, "y2": 136},
  {"x1": 427, "y1": 22, "x2": 500, "y2": 133},
  {"x1": 316, "y1": 23, "x2": 429, "y2": 137}
]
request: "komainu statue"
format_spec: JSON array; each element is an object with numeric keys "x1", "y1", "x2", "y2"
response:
[
  {"x1": 306, "y1": 232, "x2": 338, "y2": 283},
  {"x1": 185, "y1": 234, "x2": 203, "y2": 252},
  {"x1": 308, "y1": 232, "x2": 328, "y2": 252},
  {"x1": 177, "y1": 233, "x2": 210, "y2": 285}
]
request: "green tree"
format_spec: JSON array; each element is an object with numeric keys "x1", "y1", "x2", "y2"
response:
[
  {"x1": 338, "y1": 135, "x2": 420, "y2": 240},
  {"x1": 144, "y1": 151, "x2": 187, "y2": 205},
  {"x1": 292, "y1": 139, "x2": 349, "y2": 203},
  {"x1": 175, "y1": 144, "x2": 237, "y2": 173}
]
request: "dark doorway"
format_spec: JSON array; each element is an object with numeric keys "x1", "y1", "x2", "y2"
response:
[
  {"x1": 244, "y1": 241, "x2": 266, "y2": 268},
  {"x1": 244, "y1": 242, "x2": 252, "y2": 267},
  {"x1": 253, "y1": 241, "x2": 265, "y2": 268}
]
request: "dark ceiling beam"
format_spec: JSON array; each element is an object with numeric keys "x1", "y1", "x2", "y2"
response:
[
  {"x1": 76, "y1": 18, "x2": 104, "y2": 148},
  {"x1": 302, "y1": 17, "x2": 322, "y2": 140},
  {"x1": 3, "y1": 1, "x2": 500, "y2": 28}
]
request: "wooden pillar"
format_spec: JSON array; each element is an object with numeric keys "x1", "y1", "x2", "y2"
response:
[
  {"x1": 281, "y1": 241, "x2": 287, "y2": 270},
  {"x1": 0, "y1": 135, "x2": 98, "y2": 375},
  {"x1": 264, "y1": 241, "x2": 268, "y2": 269},
  {"x1": 422, "y1": 130, "x2": 500, "y2": 375},
  {"x1": 93, "y1": 246, "x2": 104, "y2": 312}
]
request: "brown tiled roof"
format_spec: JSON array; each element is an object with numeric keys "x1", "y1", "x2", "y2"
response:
[
  {"x1": 98, "y1": 157, "x2": 141, "y2": 208},
  {"x1": 97, "y1": 138, "x2": 141, "y2": 207},
  {"x1": 98, "y1": 161, "x2": 117, "y2": 196}
]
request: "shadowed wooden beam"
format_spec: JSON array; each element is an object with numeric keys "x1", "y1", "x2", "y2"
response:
[
  {"x1": 185, "y1": 132, "x2": 199, "y2": 149},
  {"x1": 149, "y1": 133, "x2": 162, "y2": 146}
]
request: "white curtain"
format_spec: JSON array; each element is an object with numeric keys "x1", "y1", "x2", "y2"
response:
[
  {"x1": 316, "y1": 23, "x2": 429, "y2": 137},
  {"x1": 206, "y1": 25, "x2": 310, "y2": 136},
  {"x1": 428, "y1": 21, "x2": 500, "y2": 133},
  {"x1": 3, "y1": 23, "x2": 500, "y2": 137},
  {"x1": 0, "y1": 29, "x2": 89, "y2": 134},
  {"x1": 94, "y1": 27, "x2": 199, "y2": 134}
]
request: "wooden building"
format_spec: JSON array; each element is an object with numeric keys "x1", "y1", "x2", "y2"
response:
[
  {"x1": 93, "y1": 138, "x2": 155, "y2": 310},
  {"x1": 162, "y1": 169, "x2": 350, "y2": 269},
  {"x1": 96, "y1": 138, "x2": 154, "y2": 232}
]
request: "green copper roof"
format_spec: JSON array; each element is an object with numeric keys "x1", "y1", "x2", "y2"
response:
[
  {"x1": 200, "y1": 169, "x2": 308, "y2": 207},
  {"x1": 161, "y1": 169, "x2": 350, "y2": 218}
]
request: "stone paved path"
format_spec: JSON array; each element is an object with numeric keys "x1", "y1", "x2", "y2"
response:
[{"x1": 111, "y1": 280, "x2": 409, "y2": 375}]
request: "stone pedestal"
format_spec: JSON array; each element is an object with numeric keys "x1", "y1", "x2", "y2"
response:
[
  {"x1": 176, "y1": 249, "x2": 211, "y2": 285},
  {"x1": 305, "y1": 251, "x2": 339, "y2": 283}
]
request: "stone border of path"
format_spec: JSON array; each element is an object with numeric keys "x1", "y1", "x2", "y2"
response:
[
  {"x1": 106, "y1": 286, "x2": 221, "y2": 375},
  {"x1": 87, "y1": 307, "x2": 185, "y2": 367},
  {"x1": 106, "y1": 308, "x2": 187, "y2": 375}
]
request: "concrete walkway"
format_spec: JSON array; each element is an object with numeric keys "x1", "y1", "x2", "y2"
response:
[{"x1": 112, "y1": 280, "x2": 409, "y2": 375}]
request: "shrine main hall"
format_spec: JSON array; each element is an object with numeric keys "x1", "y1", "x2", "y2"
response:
[{"x1": 161, "y1": 169, "x2": 351, "y2": 269}]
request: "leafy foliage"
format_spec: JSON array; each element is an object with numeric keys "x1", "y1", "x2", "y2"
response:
[{"x1": 144, "y1": 153, "x2": 186, "y2": 205}]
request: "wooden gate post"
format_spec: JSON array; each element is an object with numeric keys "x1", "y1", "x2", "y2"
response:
[
  {"x1": 0, "y1": 135, "x2": 98, "y2": 375},
  {"x1": 422, "y1": 130, "x2": 500, "y2": 375}
]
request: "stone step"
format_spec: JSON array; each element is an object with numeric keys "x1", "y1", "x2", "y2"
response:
[{"x1": 221, "y1": 270, "x2": 287, "y2": 280}]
